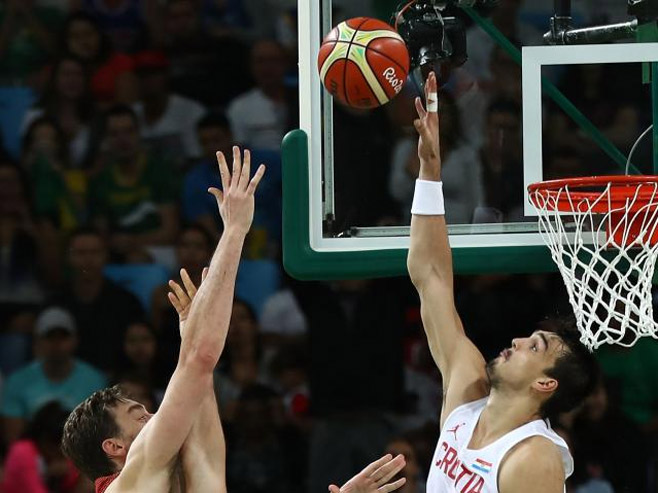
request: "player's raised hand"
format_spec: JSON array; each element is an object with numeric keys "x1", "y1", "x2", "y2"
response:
[
  {"x1": 167, "y1": 267, "x2": 208, "y2": 334},
  {"x1": 208, "y1": 146, "x2": 266, "y2": 235},
  {"x1": 328, "y1": 454, "x2": 407, "y2": 493},
  {"x1": 414, "y1": 71, "x2": 441, "y2": 176}
]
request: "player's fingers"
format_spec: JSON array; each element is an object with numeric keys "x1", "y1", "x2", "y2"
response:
[
  {"x1": 216, "y1": 151, "x2": 230, "y2": 190},
  {"x1": 168, "y1": 279, "x2": 188, "y2": 304},
  {"x1": 378, "y1": 478, "x2": 406, "y2": 493},
  {"x1": 232, "y1": 145, "x2": 241, "y2": 188},
  {"x1": 247, "y1": 164, "x2": 266, "y2": 195},
  {"x1": 201, "y1": 266, "x2": 209, "y2": 283},
  {"x1": 180, "y1": 268, "x2": 197, "y2": 297},
  {"x1": 208, "y1": 187, "x2": 223, "y2": 205},
  {"x1": 373, "y1": 455, "x2": 406, "y2": 485},
  {"x1": 364, "y1": 454, "x2": 393, "y2": 477},
  {"x1": 240, "y1": 148, "x2": 251, "y2": 190},
  {"x1": 167, "y1": 291, "x2": 184, "y2": 313},
  {"x1": 328, "y1": 485, "x2": 340, "y2": 493},
  {"x1": 414, "y1": 97, "x2": 426, "y2": 120}
]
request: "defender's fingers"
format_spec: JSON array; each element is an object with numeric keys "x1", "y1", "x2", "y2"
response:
[
  {"x1": 232, "y1": 145, "x2": 241, "y2": 188},
  {"x1": 247, "y1": 164, "x2": 266, "y2": 195},
  {"x1": 373, "y1": 455, "x2": 406, "y2": 485},
  {"x1": 240, "y1": 149, "x2": 251, "y2": 190},
  {"x1": 167, "y1": 291, "x2": 184, "y2": 313},
  {"x1": 363, "y1": 454, "x2": 394, "y2": 477},
  {"x1": 414, "y1": 97, "x2": 427, "y2": 120},
  {"x1": 201, "y1": 266, "x2": 209, "y2": 283},
  {"x1": 216, "y1": 152, "x2": 230, "y2": 190},
  {"x1": 379, "y1": 478, "x2": 407, "y2": 493},
  {"x1": 168, "y1": 279, "x2": 188, "y2": 303},
  {"x1": 328, "y1": 486, "x2": 340, "y2": 493},
  {"x1": 180, "y1": 268, "x2": 197, "y2": 297}
]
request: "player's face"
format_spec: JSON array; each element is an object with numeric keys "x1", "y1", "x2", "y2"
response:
[
  {"x1": 488, "y1": 330, "x2": 563, "y2": 394},
  {"x1": 112, "y1": 400, "x2": 153, "y2": 452}
]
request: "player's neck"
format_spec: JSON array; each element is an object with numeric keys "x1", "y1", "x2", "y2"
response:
[{"x1": 473, "y1": 389, "x2": 541, "y2": 446}]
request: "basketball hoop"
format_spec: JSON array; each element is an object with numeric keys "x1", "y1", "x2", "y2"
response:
[{"x1": 528, "y1": 176, "x2": 658, "y2": 351}]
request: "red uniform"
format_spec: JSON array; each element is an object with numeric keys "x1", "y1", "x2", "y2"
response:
[{"x1": 95, "y1": 472, "x2": 120, "y2": 493}]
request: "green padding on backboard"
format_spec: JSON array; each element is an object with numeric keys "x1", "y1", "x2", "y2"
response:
[{"x1": 282, "y1": 129, "x2": 557, "y2": 280}]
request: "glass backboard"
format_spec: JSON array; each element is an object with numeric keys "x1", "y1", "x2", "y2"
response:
[{"x1": 283, "y1": 0, "x2": 658, "y2": 279}]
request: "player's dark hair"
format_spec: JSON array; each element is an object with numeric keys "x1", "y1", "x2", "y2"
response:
[
  {"x1": 61, "y1": 385, "x2": 128, "y2": 480},
  {"x1": 537, "y1": 317, "x2": 599, "y2": 420}
]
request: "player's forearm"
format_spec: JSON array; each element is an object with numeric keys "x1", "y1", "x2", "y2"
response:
[
  {"x1": 180, "y1": 228, "x2": 245, "y2": 365},
  {"x1": 408, "y1": 157, "x2": 453, "y2": 287}
]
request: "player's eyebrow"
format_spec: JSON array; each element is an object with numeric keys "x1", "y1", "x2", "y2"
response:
[
  {"x1": 536, "y1": 332, "x2": 549, "y2": 352},
  {"x1": 127, "y1": 403, "x2": 144, "y2": 414}
]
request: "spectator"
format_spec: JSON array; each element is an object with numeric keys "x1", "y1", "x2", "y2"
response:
[
  {"x1": 22, "y1": 56, "x2": 95, "y2": 167},
  {"x1": 1, "y1": 306, "x2": 106, "y2": 444},
  {"x1": 161, "y1": 0, "x2": 250, "y2": 107},
  {"x1": 269, "y1": 343, "x2": 310, "y2": 426},
  {"x1": 90, "y1": 105, "x2": 180, "y2": 262},
  {"x1": 81, "y1": 0, "x2": 151, "y2": 54},
  {"x1": 61, "y1": 11, "x2": 138, "y2": 107},
  {"x1": 227, "y1": 39, "x2": 298, "y2": 152},
  {"x1": 132, "y1": 50, "x2": 206, "y2": 167},
  {"x1": 0, "y1": 0, "x2": 64, "y2": 81},
  {"x1": 151, "y1": 225, "x2": 213, "y2": 373},
  {"x1": 0, "y1": 160, "x2": 44, "y2": 309},
  {"x1": 1, "y1": 401, "x2": 90, "y2": 493},
  {"x1": 567, "y1": 376, "x2": 648, "y2": 493},
  {"x1": 216, "y1": 299, "x2": 265, "y2": 422},
  {"x1": 52, "y1": 227, "x2": 144, "y2": 372},
  {"x1": 388, "y1": 91, "x2": 482, "y2": 224},
  {"x1": 182, "y1": 112, "x2": 282, "y2": 253},
  {"x1": 226, "y1": 383, "x2": 304, "y2": 493},
  {"x1": 473, "y1": 99, "x2": 523, "y2": 223},
  {"x1": 113, "y1": 321, "x2": 165, "y2": 403},
  {"x1": 260, "y1": 279, "x2": 308, "y2": 350},
  {"x1": 23, "y1": 117, "x2": 88, "y2": 233},
  {"x1": 384, "y1": 436, "x2": 426, "y2": 493}
]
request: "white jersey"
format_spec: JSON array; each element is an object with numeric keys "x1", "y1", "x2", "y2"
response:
[{"x1": 426, "y1": 398, "x2": 573, "y2": 493}]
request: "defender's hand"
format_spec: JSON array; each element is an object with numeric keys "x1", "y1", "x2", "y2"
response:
[
  {"x1": 208, "y1": 146, "x2": 266, "y2": 236},
  {"x1": 414, "y1": 72, "x2": 441, "y2": 178},
  {"x1": 168, "y1": 267, "x2": 208, "y2": 334},
  {"x1": 328, "y1": 454, "x2": 406, "y2": 493}
]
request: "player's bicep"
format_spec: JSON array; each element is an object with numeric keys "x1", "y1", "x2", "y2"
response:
[{"x1": 138, "y1": 364, "x2": 211, "y2": 469}]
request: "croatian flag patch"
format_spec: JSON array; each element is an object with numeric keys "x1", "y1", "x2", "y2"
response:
[{"x1": 471, "y1": 458, "x2": 492, "y2": 474}]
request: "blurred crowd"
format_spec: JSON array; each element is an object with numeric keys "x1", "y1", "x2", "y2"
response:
[{"x1": 0, "y1": 0, "x2": 656, "y2": 492}]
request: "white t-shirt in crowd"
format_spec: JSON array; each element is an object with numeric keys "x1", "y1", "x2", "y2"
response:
[
  {"x1": 134, "y1": 94, "x2": 206, "y2": 163},
  {"x1": 227, "y1": 88, "x2": 288, "y2": 152}
]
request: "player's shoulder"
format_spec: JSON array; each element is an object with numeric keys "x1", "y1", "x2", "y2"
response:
[{"x1": 499, "y1": 436, "x2": 565, "y2": 491}]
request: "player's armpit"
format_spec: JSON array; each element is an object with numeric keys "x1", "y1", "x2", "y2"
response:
[{"x1": 498, "y1": 436, "x2": 565, "y2": 493}]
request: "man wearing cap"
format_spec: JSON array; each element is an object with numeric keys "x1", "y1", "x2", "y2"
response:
[{"x1": 1, "y1": 306, "x2": 106, "y2": 444}]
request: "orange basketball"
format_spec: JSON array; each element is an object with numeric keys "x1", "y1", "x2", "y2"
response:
[{"x1": 318, "y1": 17, "x2": 410, "y2": 109}]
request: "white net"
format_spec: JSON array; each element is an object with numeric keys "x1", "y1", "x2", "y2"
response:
[{"x1": 529, "y1": 179, "x2": 658, "y2": 351}]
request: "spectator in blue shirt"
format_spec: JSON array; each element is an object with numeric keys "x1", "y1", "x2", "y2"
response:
[
  {"x1": 1, "y1": 306, "x2": 106, "y2": 444},
  {"x1": 182, "y1": 112, "x2": 282, "y2": 258}
]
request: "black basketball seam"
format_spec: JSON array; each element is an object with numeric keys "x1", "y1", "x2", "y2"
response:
[{"x1": 343, "y1": 18, "x2": 370, "y2": 106}]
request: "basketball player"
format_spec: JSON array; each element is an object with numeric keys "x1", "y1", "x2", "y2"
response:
[
  {"x1": 61, "y1": 147, "x2": 265, "y2": 492},
  {"x1": 408, "y1": 71, "x2": 598, "y2": 492}
]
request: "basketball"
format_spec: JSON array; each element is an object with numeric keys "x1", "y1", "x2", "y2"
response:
[{"x1": 318, "y1": 17, "x2": 410, "y2": 109}]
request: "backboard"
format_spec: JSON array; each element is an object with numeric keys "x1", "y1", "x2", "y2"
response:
[{"x1": 283, "y1": 0, "x2": 658, "y2": 280}]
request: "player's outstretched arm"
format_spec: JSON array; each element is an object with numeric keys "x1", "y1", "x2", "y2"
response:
[
  {"x1": 119, "y1": 148, "x2": 265, "y2": 481},
  {"x1": 328, "y1": 454, "x2": 407, "y2": 493},
  {"x1": 407, "y1": 72, "x2": 488, "y2": 425}
]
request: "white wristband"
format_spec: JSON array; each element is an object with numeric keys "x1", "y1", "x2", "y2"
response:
[{"x1": 411, "y1": 180, "x2": 444, "y2": 215}]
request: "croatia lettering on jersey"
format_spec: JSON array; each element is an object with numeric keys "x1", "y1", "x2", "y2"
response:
[{"x1": 435, "y1": 441, "x2": 486, "y2": 493}]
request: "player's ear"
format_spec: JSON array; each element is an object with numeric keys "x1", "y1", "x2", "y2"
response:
[
  {"x1": 533, "y1": 376, "x2": 558, "y2": 394},
  {"x1": 102, "y1": 438, "x2": 126, "y2": 459}
]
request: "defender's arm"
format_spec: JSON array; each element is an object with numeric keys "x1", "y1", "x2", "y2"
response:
[{"x1": 407, "y1": 73, "x2": 488, "y2": 425}]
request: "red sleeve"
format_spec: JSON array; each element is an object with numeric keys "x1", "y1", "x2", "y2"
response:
[{"x1": 2, "y1": 441, "x2": 48, "y2": 493}]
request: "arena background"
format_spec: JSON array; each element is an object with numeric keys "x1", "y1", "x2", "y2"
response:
[{"x1": 0, "y1": 0, "x2": 655, "y2": 492}]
